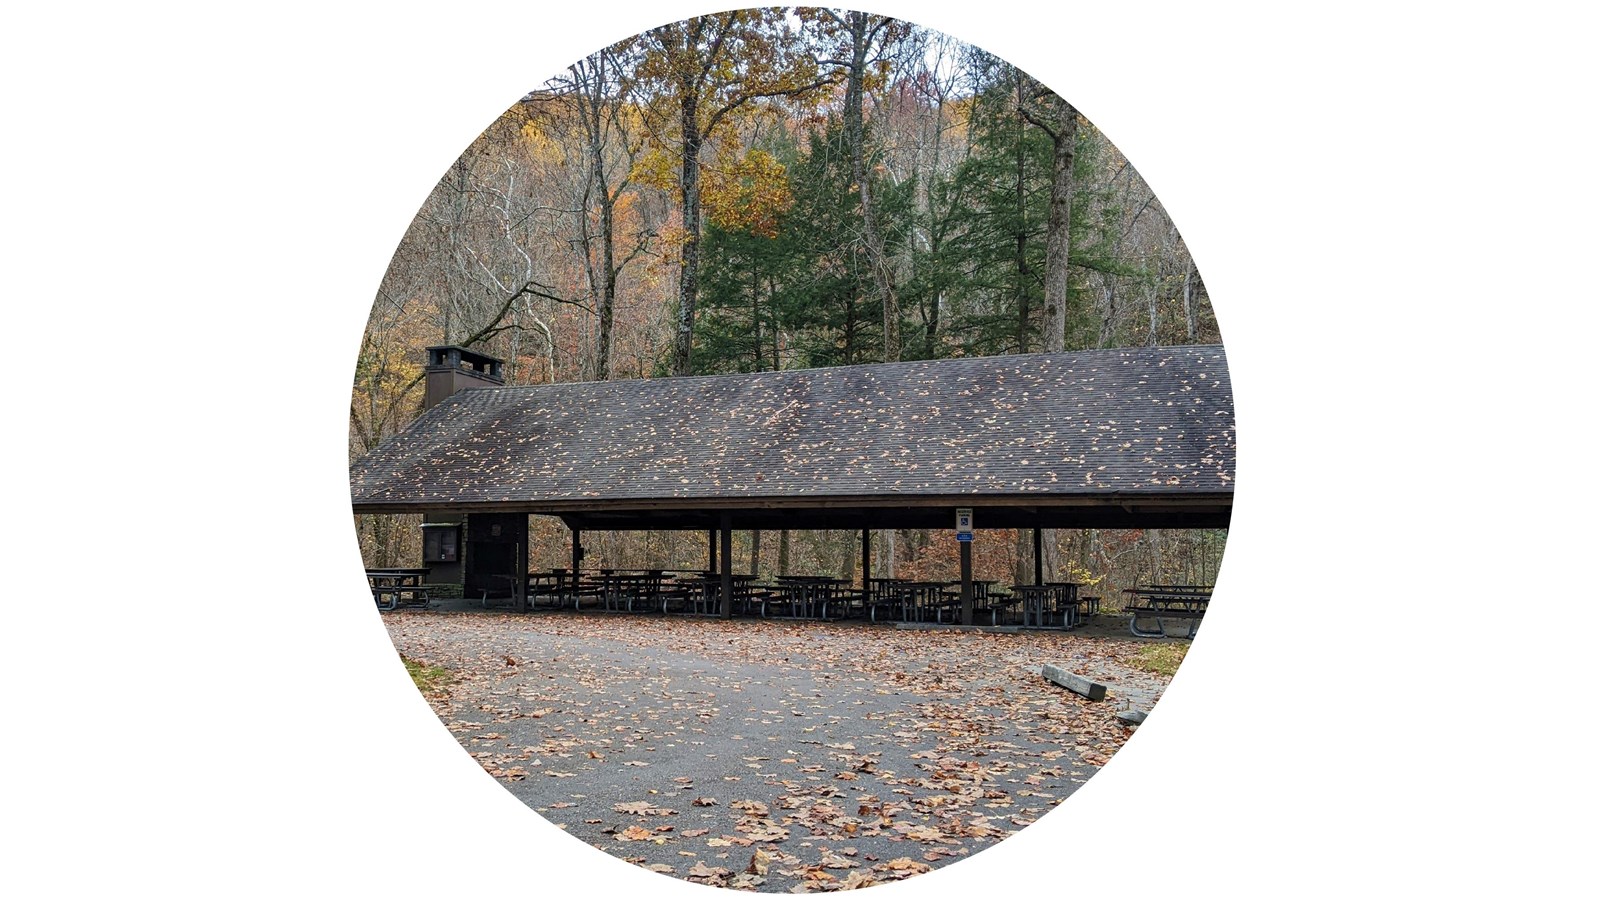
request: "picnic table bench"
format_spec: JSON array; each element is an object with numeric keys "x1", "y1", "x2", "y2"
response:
[
  {"x1": 983, "y1": 590, "x2": 1021, "y2": 625},
  {"x1": 1123, "y1": 585, "x2": 1212, "y2": 638},
  {"x1": 366, "y1": 568, "x2": 431, "y2": 611}
]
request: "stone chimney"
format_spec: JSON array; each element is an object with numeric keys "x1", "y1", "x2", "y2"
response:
[{"x1": 423, "y1": 345, "x2": 504, "y2": 410}]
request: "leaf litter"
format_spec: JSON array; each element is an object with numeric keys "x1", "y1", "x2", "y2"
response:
[{"x1": 385, "y1": 611, "x2": 1173, "y2": 891}]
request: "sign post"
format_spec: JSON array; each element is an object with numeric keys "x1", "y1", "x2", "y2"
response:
[{"x1": 956, "y1": 509, "x2": 974, "y2": 625}]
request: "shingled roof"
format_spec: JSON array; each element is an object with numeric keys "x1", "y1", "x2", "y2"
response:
[{"x1": 349, "y1": 345, "x2": 1234, "y2": 530}]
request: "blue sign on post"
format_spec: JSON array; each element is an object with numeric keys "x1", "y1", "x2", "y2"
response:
[{"x1": 956, "y1": 508, "x2": 973, "y2": 541}]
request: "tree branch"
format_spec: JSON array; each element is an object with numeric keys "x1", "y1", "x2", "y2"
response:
[{"x1": 1014, "y1": 102, "x2": 1060, "y2": 141}]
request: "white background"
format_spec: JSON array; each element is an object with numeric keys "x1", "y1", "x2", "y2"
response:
[{"x1": 4, "y1": 1, "x2": 1595, "y2": 896}]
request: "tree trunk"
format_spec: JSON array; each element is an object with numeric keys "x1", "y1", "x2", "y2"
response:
[
  {"x1": 917, "y1": 59, "x2": 948, "y2": 361},
  {"x1": 1042, "y1": 98, "x2": 1077, "y2": 355},
  {"x1": 769, "y1": 276, "x2": 782, "y2": 372},
  {"x1": 842, "y1": 11, "x2": 900, "y2": 364},
  {"x1": 1182, "y1": 258, "x2": 1199, "y2": 342},
  {"x1": 673, "y1": 90, "x2": 703, "y2": 376},
  {"x1": 574, "y1": 52, "x2": 622, "y2": 382},
  {"x1": 1041, "y1": 532, "x2": 1061, "y2": 585},
  {"x1": 751, "y1": 255, "x2": 765, "y2": 371},
  {"x1": 595, "y1": 187, "x2": 617, "y2": 380},
  {"x1": 1033, "y1": 92, "x2": 1082, "y2": 577},
  {"x1": 1146, "y1": 280, "x2": 1160, "y2": 346},
  {"x1": 1098, "y1": 279, "x2": 1116, "y2": 348},
  {"x1": 1013, "y1": 529, "x2": 1032, "y2": 587},
  {"x1": 1013, "y1": 75, "x2": 1030, "y2": 353}
]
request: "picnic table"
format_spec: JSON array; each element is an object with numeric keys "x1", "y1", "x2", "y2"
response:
[
  {"x1": 676, "y1": 574, "x2": 760, "y2": 616},
  {"x1": 767, "y1": 575, "x2": 853, "y2": 619},
  {"x1": 476, "y1": 573, "x2": 526, "y2": 609},
  {"x1": 1010, "y1": 582, "x2": 1082, "y2": 629},
  {"x1": 1123, "y1": 585, "x2": 1212, "y2": 638},
  {"x1": 525, "y1": 568, "x2": 582, "y2": 610},
  {"x1": 916, "y1": 580, "x2": 1003, "y2": 624},
  {"x1": 594, "y1": 569, "x2": 668, "y2": 613},
  {"x1": 868, "y1": 580, "x2": 952, "y2": 623},
  {"x1": 1048, "y1": 581, "x2": 1101, "y2": 621},
  {"x1": 366, "y1": 568, "x2": 431, "y2": 611}
]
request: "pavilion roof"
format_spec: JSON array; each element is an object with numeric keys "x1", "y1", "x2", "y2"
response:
[{"x1": 349, "y1": 345, "x2": 1234, "y2": 529}]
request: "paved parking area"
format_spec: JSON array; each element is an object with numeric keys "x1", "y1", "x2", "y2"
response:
[{"x1": 384, "y1": 611, "x2": 1174, "y2": 891}]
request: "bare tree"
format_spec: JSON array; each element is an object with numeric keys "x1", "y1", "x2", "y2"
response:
[{"x1": 538, "y1": 48, "x2": 654, "y2": 381}]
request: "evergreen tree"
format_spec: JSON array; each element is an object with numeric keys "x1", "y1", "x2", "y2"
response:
[{"x1": 936, "y1": 60, "x2": 1131, "y2": 356}]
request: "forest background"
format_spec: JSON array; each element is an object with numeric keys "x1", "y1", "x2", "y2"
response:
[{"x1": 350, "y1": 7, "x2": 1227, "y2": 601}]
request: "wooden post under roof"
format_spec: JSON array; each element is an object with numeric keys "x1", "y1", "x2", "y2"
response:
[
  {"x1": 514, "y1": 539, "x2": 528, "y2": 613},
  {"x1": 571, "y1": 528, "x2": 582, "y2": 577},
  {"x1": 860, "y1": 529, "x2": 871, "y2": 594},
  {"x1": 960, "y1": 537, "x2": 974, "y2": 626},
  {"x1": 708, "y1": 529, "x2": 717, "y2": 574},
  {"x1": 719, "y1": 514, "x2": 733, "y2": 620}
]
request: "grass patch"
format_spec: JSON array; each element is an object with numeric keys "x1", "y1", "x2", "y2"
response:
[
  {"x1": 402, "y1": 656, "x2": 452, "y2": 694},
  {"x1": 1130, "y1": 643, "x2": 1189, "y2": 677}
]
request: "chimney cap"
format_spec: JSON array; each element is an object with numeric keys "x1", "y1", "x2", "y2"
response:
[
  {"x1": 425, "y1": 344, "x2": 504, "y2": 368},
  {"x1": 423, "y1": 345, "x2": 505, "y2": 394}
]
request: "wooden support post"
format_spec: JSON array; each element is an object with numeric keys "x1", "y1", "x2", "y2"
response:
[
  {"x1": 514, "y1": 540, "x2": 527, "y2": 613},
  {"x1": 708, "y1": 529, "x2": 717, "y2": 574},
  {"x1": 1033, "y1": 527, "x2": 1044, "y2": 585},
  {"x1": 861, "y1": 529, "x2": 871, "y2": 592},
  {"x1": 571, "y1": 529, "x2": 582, "y2": 577},
  {"x1": 719, "y1": 514, "x2": 733, "y2": 620},
  {"x1": 959, "y1": 537, "x2": 974, "y2": 626}
]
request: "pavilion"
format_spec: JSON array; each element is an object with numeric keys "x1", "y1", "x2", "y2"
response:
[{"x1": 349, "y1": 343, "x2": 1234, "y2": 623}]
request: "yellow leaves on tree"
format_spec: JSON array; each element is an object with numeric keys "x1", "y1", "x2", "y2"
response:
[
  {"x1": 702, "y1": 149, "x2": 792, "y2": 238},
  {"x1": 635, "y1": 141, "x2": 793, "y2": 240},
  {"x1": 517, "y1": 115, "x2": 565, "y2": 163},
  {"x1": 629, "y1": 146, "x2": 677, "y2": 194}
]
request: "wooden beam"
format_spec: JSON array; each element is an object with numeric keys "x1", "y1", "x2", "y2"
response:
[
  {"x1": 375, "y1": 508, "x2": 1239, "y2": 532},
  {"x1": 1041, "y1": 664, "x2": 1107, "y2": 701},
  {"x1": 356, "y1": 491, "x2": 1235, "y2": 517}
]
